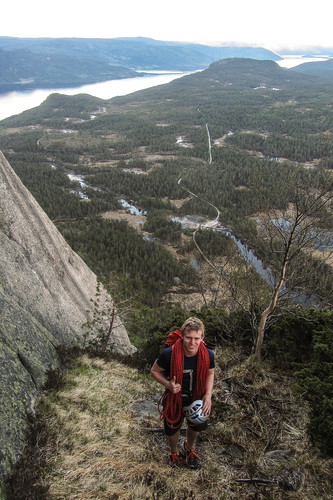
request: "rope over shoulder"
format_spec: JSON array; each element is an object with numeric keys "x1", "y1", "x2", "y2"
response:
[{"x1": 158, "y1": 338, "x2": 210, "y2": 426}]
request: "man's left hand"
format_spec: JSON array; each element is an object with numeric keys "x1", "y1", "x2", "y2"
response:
[{"x1": 202, "y1": 394, "x2": 212, "y2": 415}]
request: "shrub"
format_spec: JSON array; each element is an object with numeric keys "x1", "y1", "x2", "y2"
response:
[{"x1": 294, "y1": 319, "x2": 333, "y2": 456}]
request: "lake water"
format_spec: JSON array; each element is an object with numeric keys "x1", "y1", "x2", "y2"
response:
[
  {"x1": 0, "y1": 56, "x2": 330, "y2": 121},
  {"x1": 276, "y1": 55, "x2": 331, "y2": 68},
  {"x1": 0, "y1": 71, "x2": 192, "y2": 121}
]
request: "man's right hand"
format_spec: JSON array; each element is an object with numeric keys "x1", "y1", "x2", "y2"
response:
[{"x1": 169, "y1": 375, "x2": 181, "y2": 394}]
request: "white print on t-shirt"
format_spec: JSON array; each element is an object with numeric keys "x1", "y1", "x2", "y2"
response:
[{"x1": 183, "y1": 369, "x2": 194, "y2": 393}]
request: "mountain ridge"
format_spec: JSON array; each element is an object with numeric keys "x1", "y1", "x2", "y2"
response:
[{"x1": 0, "y1": 36, "x2": 281, "y2": 92}]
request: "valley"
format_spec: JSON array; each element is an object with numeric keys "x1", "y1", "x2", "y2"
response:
[
  {"x1": 0, "y1": 57, "x2": 332, "y2": 332},
  {"x1": 1, "y1": 56, "x2": 333, "y2": 497}
]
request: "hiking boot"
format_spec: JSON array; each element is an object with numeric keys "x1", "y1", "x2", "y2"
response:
[
  {"x1": 168, "y1": 452, "x2": 181, "y2": 467},
  {"x1": 185, "y1": 448, "x2": 200, "y2": 469}
]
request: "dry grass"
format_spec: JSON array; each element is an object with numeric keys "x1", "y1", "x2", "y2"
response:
[{"x1": 15, "y1": 351, "x2": 333, "y2": 500}]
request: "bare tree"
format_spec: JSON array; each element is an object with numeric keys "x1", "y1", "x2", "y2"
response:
[
  {"x1": 84, "y1": 274, "x2": 140, "y2": 354},
  {"x1": 178, "y1": 170, "x2": 332, "y2": 361},
  {"x1": 253, "y1": 169, "x2": 333, "y2": 360}
]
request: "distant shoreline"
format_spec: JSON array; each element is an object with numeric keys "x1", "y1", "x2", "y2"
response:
[
  {"x1": 0, "y1": 74, "x2": 149, "y2": 96},
  {"x1": 0, "y1": 72, "x2": 191, "y2": 120},
  {"x1": 277, "y1": 55, "x2": 331, "y2": 69}
]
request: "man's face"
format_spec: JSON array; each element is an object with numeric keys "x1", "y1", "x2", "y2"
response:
[{"x1": 182, "y1": 329, "x2": 204, "y2": 356}]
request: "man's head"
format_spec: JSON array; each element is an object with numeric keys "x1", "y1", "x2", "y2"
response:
[
  {"x1": 181, "y1": 317, "x2": 205, "y2": 337},
  {"x1": 181, "y1": 317, "x2": 204, "y2": 356}
]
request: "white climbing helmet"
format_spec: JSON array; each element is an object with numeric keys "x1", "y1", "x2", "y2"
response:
[{"x1": 183, "y1": 400, "x2": 209, "y2": 424}]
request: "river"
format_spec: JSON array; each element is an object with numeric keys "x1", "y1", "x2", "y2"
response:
[{"x1": 0, "y1": 71, "x2": 192, "y2": 121}]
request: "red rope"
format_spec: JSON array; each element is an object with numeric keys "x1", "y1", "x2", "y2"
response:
[{"x1": 158, "y1": 338, "x2": 210, "y2": 427}]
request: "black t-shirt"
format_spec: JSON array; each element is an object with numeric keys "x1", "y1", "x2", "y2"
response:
[{"x1": 156, "y1": 346, "x2": 215, "y2": 405}]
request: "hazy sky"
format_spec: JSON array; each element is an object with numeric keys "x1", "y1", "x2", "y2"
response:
[{"x1": 3, "y1": 0, "x2": 333, "y2": 51}]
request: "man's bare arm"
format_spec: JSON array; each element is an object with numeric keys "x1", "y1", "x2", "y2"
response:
[
  {"x1": 202, "y1": 368, "x2": 214, "y2": 414},
  {"x1": 150, "y1": 361, "x2": 181, "y2": 394}
]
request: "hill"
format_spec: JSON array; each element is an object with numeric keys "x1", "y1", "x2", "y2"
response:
[
  {"x1": 0, "y1": 37, "x2": 280, "y2": 92},
  {"x1": 0, "y1": 46, "x2": 139, "y2": 93},
  {"x1": 292, "y1": 58, "x2": 333, "y2": 79}
]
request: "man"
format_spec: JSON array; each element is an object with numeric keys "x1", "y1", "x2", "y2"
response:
[{"x1": 150, "y1": 317, "x2": 215, "y2": 468}]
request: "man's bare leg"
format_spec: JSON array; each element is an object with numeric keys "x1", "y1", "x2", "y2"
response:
[
  {"x1": 167, "y1": 429, "x2": 180, "y2": 454},
  {"x1": 186, "y1": 427, "x2": 199, "y2": 451}
]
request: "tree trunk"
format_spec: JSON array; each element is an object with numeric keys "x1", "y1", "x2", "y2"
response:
[
  {"x1": 102, "y1": 304, "x2": 116, "y2": 353},
  {"x1": 254, "y1": 260, "x2": 288, "y2": 361}
]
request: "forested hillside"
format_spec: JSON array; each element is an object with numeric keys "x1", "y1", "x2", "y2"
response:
[
  {"x1": 1, "y1": 59, "x2": 332, "y2": 307},
  {"x1": 293, "y1": 58, "x2": 333, "y2": 79},
  {"x1": 0, "y1": 36, "x2": 280, "y2": 92},
  {"x1": 0, "y1": 58, "x2": 332, "y2": 458},
  {"x1": 0, "y1": 46, "x2": 139, "y2": 92}
]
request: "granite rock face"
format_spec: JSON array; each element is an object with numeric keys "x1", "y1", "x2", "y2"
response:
[{"x1": 0, "y1": 151, "x2": 135, "y2": 487}]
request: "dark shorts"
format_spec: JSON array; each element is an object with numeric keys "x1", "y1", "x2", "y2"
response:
[{"x1": 164, "y1": 416, "x2": 208, "y2": 436}]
